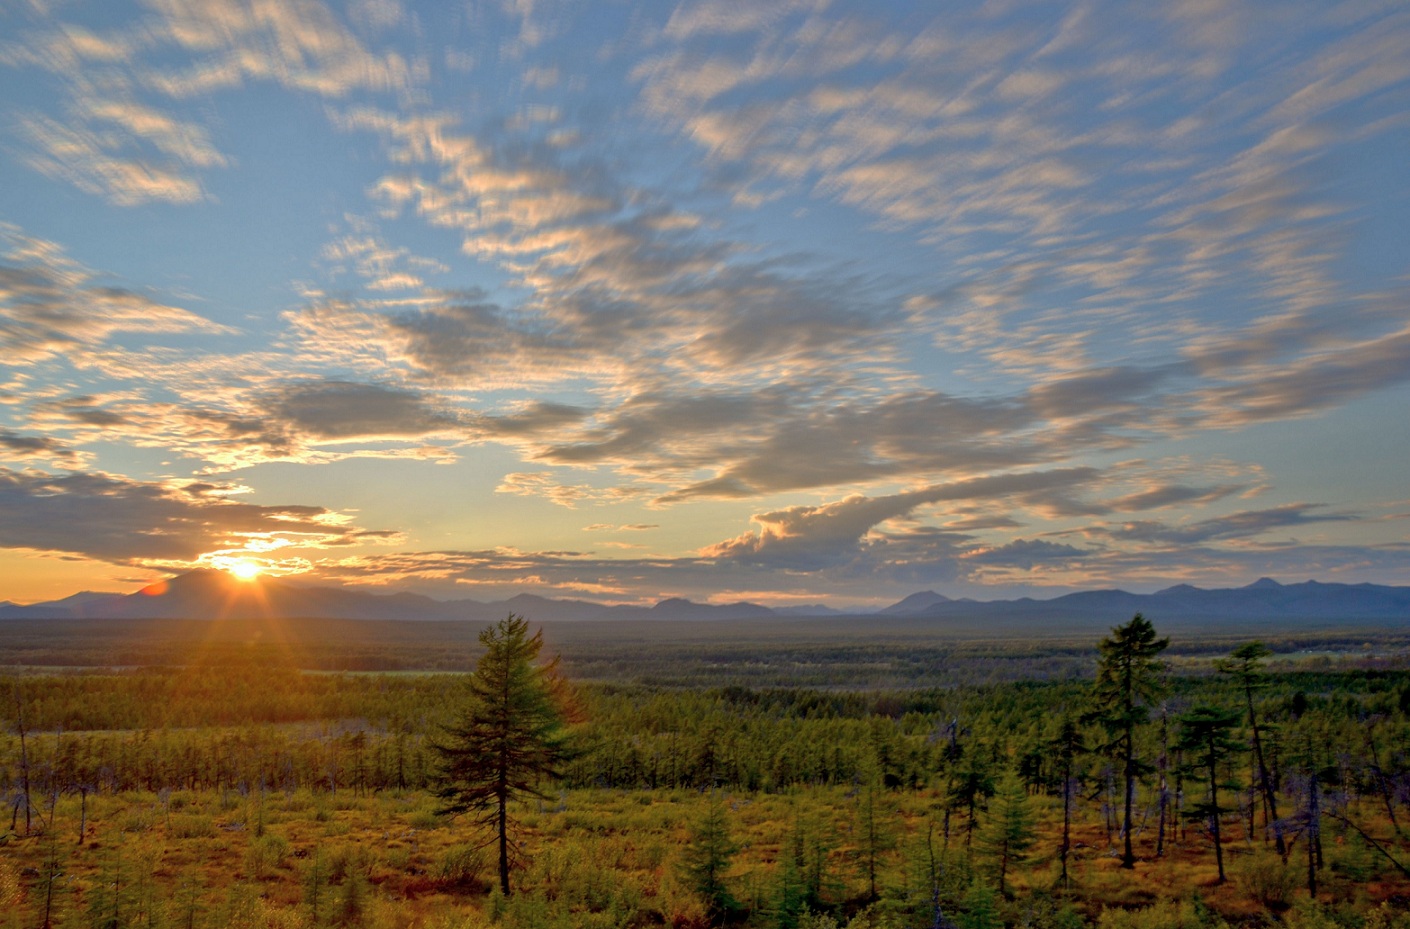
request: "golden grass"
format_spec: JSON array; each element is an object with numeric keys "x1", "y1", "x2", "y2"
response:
[{"x1": 3, "y1": 786, "x2": 1408, "y2": 928}]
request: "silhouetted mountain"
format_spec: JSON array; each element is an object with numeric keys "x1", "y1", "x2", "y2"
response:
[
  {"x1": 900, "y1": 579, "x2": 1410, "y2": 626},
  {"x1": 880, "y1": 590, "x2": 951, "y2": 615},
  {"x1": 2, "y1": 571, "x2": 1407, "y2": 626},
  {"x1": 499, "y1": 593, "x2": 612, "y2": 623},
  {"x1": 594, "y1": 598, "x2": 776, "y2": 621},
  {"x1": 772, "y1": 604, "x2": 846, "y2": 616}
]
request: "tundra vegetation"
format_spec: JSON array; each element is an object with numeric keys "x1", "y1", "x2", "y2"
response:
[{"x1": 1, "y1": 615, "x2": 1409, "y2": 928}]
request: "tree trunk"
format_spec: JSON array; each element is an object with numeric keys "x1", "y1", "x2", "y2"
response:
[
  {"x1": 1156, "y1": 711, "x2": 1168, "y2": 858},
  {"x1": 498, "y1": 794, "x2": 510, "y2": 895},
  {"x1": 1122, "y1": 734, "x2": 1136, "y2": 868},
  {"x1": 1306, "y1": 769, "x2": 1319, "y2": 899},
  {"x1": 1060, "y1": 774, "x2": 1073, "y2": 889},
  {"x1": 13, "y1": 687, "x2": 32, "y2": 836},
  {"x1": 1245, "y1": 682, "x2": 1284, "y2": 857},
  {"x1": 1207, "y1": 739, "x2": 1225, "y2": 883}
]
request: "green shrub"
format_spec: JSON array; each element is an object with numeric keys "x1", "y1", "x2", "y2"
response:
[
  {"x1": 1095, "y1": 899, "x2": 1227, "y2": 929},
  {"x1": 434, "y1": 844, "x2": 486, "y2": 889},
  {"x1": 407, "y1": 807, "x2": 443, "y2": 829},
  {"x1": 168, "y1": 813, "x2": 216, "y2": 838},
  {"x1": 1232, "y1": 853, "x2": 1298, "y2": 910},
  {"x1": 246, "y1": 833, "x2": 291, "y2": 880}
]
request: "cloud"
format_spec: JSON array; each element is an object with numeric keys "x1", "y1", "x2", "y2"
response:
[
  {"x1": 19, "y1": 111, "x2": 212, "y2": 206},
  {"x1": 142, "y1": 0, "x2": 416, "y2": 98},
  {"x1": 960, "y1": 538, "x2": 1088, "y2": 569},
  {"x1": 333, "y1": 106, "x2": 905, "y2": 387},
  {"x1": 635, "y1": 0, "x2": 1410, "y2": 392},
  {"x1": 1100, "y1": 503, "x2": 1355, "y2": 546},
  {"x1": 320, "y1": 225, "x2": 449, "y2": 292},
  {"x1": 479, "y1": 401, "x2": 591, "y2": 438},
  {"x1": 0, "y1": 430, "x2": 84, "y2": 469},
  {"x1": 495, "y1": 472, "x2": 653, "y2": 509},
  {"x1": 15, "y1": 378, "x2": 468, "y2": 471},
  {"x1": 644, "y1": 389, "x2": 1062, "y2": 502},
  {"x1": 4, "y1": 0, "x2": 414, "y2": 204},
  {"x1": 32, "y1": 395, "x2": 132, "y2": 429},
  {"x1": 1187, "y1": 323, "x2": 1410, "y2": 427},
  {"x1": 0, "y1": 228, "x2": 233, "y2": 364},
  {"x1": 0, "y1": 467, "x2": 385, "y2": 564},
  {"x1": 704, "y1": 469, "x2": 1100, "y2": 569},
  {"x1": 262, "y1": 380, "x2": 463, "y2": 442}
]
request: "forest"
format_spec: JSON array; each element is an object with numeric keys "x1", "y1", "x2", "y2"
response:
[{"x1": 2, "y1": 613, "x2": 1409, "y2": 929}]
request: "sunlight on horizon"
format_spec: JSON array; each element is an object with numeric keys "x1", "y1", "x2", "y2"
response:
[{"x1": 225, "y1": 559, "x2": 263, "y2": 582}]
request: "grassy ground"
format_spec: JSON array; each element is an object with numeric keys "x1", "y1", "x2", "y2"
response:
[{"x1": 3, "y1": 785, "x2": 1408, "y2": 929}]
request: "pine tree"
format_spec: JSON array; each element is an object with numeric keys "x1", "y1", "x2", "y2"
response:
[
  {"x1": 1049, "y1": 717, "x2": 1086, "y2": 889},
  {"x1": 1174, "y1": 705, "x2": 1242, "y2": 883},
  {"x1": 977, "y1": 769, "x2": 1036, "y2": 897},
  {"x1": 431, "y1": 615, "x2": 573, "y2": 896},
  {"x1": 679, "y1": 790, "x2": 739, "y2": 921},
  {"x1": 855, "y1": 758, "x2": 895, "y2": 902},
  {"x1": 1087, "y1": 613, "x2": 1168, "y2": 868},
  {"x1": 1217, "y1": 642, "x2": 1285, "y2": 857}
]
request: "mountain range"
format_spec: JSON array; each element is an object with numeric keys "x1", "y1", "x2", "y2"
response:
[{"x1": 1, "y1": 570, "x2": 1408, "y2": 627}]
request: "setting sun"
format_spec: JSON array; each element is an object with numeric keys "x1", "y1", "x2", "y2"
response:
[{"x1": 228, "y1": 560, "x2": 262, "y2": 582}]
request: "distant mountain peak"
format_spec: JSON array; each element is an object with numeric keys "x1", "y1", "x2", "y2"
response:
[
  {"x1": 4, "y1": 571, "x2": 1408, "y2": 626},
  {"x1": 881, "y1": 590, "x2": 951, "y2": 615}
]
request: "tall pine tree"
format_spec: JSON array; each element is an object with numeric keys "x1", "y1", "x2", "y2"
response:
[
  {"x1": 1087, "y1": 614, "x2": 1168, "y2": 869},
  {"x1": 432, "y1": 615, "x2": 573, "y2": 895},
  {"x1": 1174, "y1": 705, "x2": 1242, "y2": 883},
  {"x1": 1217, "y1": 642, "x2": 1285, "y2": 857}
]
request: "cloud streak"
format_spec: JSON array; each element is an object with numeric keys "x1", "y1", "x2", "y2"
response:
[{"x1": 0, "y1": 467, "x2": 390, "y2": 565}]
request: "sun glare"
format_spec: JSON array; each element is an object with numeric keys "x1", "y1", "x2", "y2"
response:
[{"x1": 228, "y1": 560, "x2": 263, "y2": 581}]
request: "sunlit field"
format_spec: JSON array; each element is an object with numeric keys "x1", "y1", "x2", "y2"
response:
[{"x1": 4, "y1": 619, "x2": 1410, "y2": 928}]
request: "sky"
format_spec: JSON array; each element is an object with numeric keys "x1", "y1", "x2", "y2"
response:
[{"x1": 1, "y1": 0, "x2": 1408, "y2": 609}]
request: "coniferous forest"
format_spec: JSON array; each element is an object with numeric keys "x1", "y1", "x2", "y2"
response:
[{"x1": 3, "y1": 615, "x2": 1410, "y2": 929}]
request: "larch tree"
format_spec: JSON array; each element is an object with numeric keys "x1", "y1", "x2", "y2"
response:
[
  {"x1": 679, "y1": 790, "x2": 739, "y2": 921},
  {"x1": 431, "y1": 615, "x2": 573, "y2": 896},
  {"x1": 1174, "y1": 705, "x2": 1242, "y2": 883},
  {"x1": 1087, "y1": 613, "x2": 1168, "y2": 869},
  {"x1": 1217, "y1": 641, "x2": 1285, "y2": 857},
  {"x1": 1049, "y1": 716, "x2": 1087, "y2": 889},
  {"x1": 978, "y1": 768, "x2": 1036, "y2": 898}
]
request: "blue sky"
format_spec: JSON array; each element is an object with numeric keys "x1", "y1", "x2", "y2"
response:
[{"x1": 1, "y1": 0, "x2": 1408, "y2": 607}]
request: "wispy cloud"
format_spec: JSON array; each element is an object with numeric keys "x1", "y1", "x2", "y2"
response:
[
  {"x1": 0, "y1": 228, "x2": 232, "y2": 364},
  {"x1": 2, "y1": 0, "x2": 414, "y2": 205},
  {"x1": 495, "y1": 472, "x2": 653, "y2": 509},
  {"x1": 703, "y1": 469, "x2": 1099, "y2": 570},
  {"x1": 0, "y1": 467, "x2": 390, "y2": 565},
  {"x1": 0, "y1": 429, "x2": 85, "y2": 469}
]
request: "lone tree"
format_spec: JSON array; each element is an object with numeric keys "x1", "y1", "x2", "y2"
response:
[
  {"x1": 1087, "y1": 613, "x2": 1168, "y2": 869},
  {"x1": 432, "y1": 615, "x2": 573, "y2": 896}
]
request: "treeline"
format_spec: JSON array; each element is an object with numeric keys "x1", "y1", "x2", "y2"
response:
[{"x1": 5, "y1": 648, "x2": 1409, "y2": 826}]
